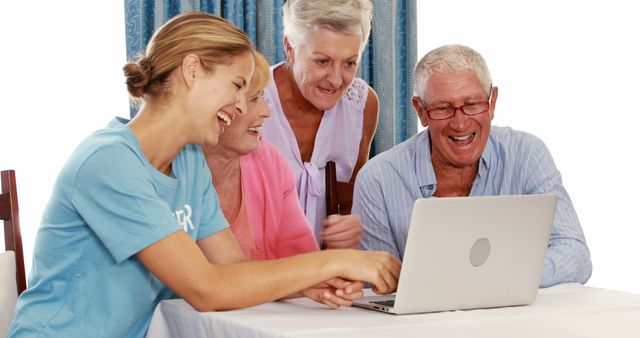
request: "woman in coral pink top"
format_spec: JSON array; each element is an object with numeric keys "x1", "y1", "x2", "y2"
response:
[
  {"x1": 204, "y1": 53, "x2": 319, "y2": 260},
  {"x1": 204, "y1": 53, "x2": 363, "y2": 306},
  {"x1": 237, "y1": 140, "x2": 320, "y2": 259}
]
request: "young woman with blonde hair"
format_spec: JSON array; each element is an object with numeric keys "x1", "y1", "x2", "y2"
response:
[{"x1": 9, "y1": 12, "x2": 399, "y2": 338}]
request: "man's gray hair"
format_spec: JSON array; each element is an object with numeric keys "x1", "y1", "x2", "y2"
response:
[
  {"x1": 283, "y1": 0, "x2": 373, "y2": 54},
  {"x1": 413, "y1": 44, "x2": 493, "y2": 99}
]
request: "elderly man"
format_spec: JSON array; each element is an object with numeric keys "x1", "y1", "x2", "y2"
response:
[{"x1": 353, "y1": 44, "x2": 592, "y2": 287}]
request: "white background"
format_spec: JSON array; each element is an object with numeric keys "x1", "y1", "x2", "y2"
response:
[
  {"x1": 0, "y1": 1, "x2": 128, "y2": 281},
  {"x1": 1, "y1": 1, "x2": 638, "y2": 294},
  {"x1": 416, "y1": 1, "x2": 640, "y2": 293}
]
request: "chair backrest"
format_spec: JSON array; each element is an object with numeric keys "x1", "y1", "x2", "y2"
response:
[
  {"x1": 325, "y1": 161, "x2": 354, "y2": 216},
  {"x1": 1, "y1": 251, "x2": 18, "y2": 337},
  {"x1": 1, "y1": 170, "x2": 26, "y2": 295}
]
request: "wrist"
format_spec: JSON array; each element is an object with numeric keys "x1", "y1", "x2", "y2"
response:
[{"x1": 319, "y1": 249, "x2": 347, "y2": 280}]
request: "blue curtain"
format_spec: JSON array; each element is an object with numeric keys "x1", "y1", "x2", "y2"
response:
[
  {"x1": 364, "y1": 0, "x2": 417, "y2": 155},
  {"x1": 125, "y1": 0, "x2": 285, "y2": 65},
  {"x1": 124, "y1": 0, "x2": 416, "y2": 154}
]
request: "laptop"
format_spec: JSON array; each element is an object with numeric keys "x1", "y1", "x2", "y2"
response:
[{"x1": 353, "y1": 194, "x2": 557, "y2": 314}]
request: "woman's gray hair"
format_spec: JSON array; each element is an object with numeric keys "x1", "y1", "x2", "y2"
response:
[
  {"x1": 413, "y1": 44, "x2": 493, "y2": 99},
  {"x1": 283, "y1": 0, "x2": 373, "y2": 54}
]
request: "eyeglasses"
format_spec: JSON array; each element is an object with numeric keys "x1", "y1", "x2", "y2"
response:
[{"x1": 420, "y1": 85, "x2": 493, "y2": 121}]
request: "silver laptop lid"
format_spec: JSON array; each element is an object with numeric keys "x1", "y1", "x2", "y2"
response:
[{"x1": 393, "y1": 194, "x2": 557, "y2": 314}]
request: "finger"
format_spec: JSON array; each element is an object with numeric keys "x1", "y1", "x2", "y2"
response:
[
  {"x1": 323, "y1": 214, "x2": 341, "y2": 226},
  {"x1": 321, "y1": 235, "x2": 359, "y2": 247},
  {"x1": 325, "y1": 277, "x2": 352, "y2": 290},
  {"x1": 336, "y1": 289, "x2": 363, "y2": 301},
  {"x1": 366, "y1": 265, "x2": 386, "y2": 295},
  {"x1": 345, "y1": 281, "x2": 364, "y2": 294},
  {"x1": 335, "y1": 280, "x2": 360, "y2": 294},
  {"x1": 371, "y1": 253, "x2": 401, "y2": 284},
  {"x1": 380, "y1": 253, "x2": 399, "y2": 293},
  {"x1": 378, "y1": 255, "x2": 401, "y2": 293},
  {"x1": 371, "y1": 271, "x2": 392, "y2": 295},
  {"x1": 322, "y1": 225, "x2": 361, "y2": 238},
  {"x1": 327, "y1": 280, "x2": 362, "y2": 299},
  {"x1": 304, "y1": 288, "x2": 341, "y2": 309},
  {"x1": 311, "y1": 281, "x2": 330, "y2": 289},
  {"x1": 389, "y1": 256, "x2": 402, "y2": 282},
  {"x1": 320, "y1": 297, "x2": 340, "y2": 309},
  {"x1": 372, "y1": 272, "x2": 396, "y2": 295},
  {"x1": 321, "y1": 290, "x2": 342, "y2": 308},
  {"x1": 321, "y1": 227, "x2": 361, "y2": 242},
  {"x1": 323, "y1": 290, "x2": 353, "y2": 307},
  {"x1": 321, "y1": 222, "x2": 353, "y2": 236},
  {"x1": 322, "y1": 226, "x2": 359, "y2": 237},
  {"x1": 323, "y1": 216, "x2": 361, "y2": 234},
  {"x1": 369, "y1": 255, "x2": 400, "y2": 295}
]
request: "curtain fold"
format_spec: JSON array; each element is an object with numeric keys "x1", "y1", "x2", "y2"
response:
[
  {"x1": 124, "y1": 0, "x2": 416, "y2": 154},
  {"x1": 125, "y1": 0, "x2": 285, "y2": 64}
]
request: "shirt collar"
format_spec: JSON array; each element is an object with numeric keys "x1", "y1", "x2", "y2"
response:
[{"x1": 416, "y1": 128, "x2": 494, "y2": 195}]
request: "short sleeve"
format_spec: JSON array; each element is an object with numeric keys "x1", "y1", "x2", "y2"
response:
[
  {"x1": 72, "y1": 144, "x2": 181, "y2": 263},
  {"x1": 344, "y1": 78, "x2": 369, "y2": 113}
]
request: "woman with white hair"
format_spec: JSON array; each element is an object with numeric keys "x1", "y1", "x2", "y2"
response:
[{"x1": 262, "y1": 0, "x2": 378, "y2": 249}]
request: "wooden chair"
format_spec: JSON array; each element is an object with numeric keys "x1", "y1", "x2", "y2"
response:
[
  {"x1": 325, "y1": 161, "x2": 354, "y2": 216},
  {"x1": 1, "y1": 170, "x2": 26, "y2": 295}
]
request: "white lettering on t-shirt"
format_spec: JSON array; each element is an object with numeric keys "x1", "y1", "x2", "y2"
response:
[{"x1": 174, "y1": 204, "x2": 195, "y2": 232}]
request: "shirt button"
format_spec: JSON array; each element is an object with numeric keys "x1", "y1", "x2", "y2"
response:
[{"x1": 428, "y1": 184, "x2": 434, "y2": 190}]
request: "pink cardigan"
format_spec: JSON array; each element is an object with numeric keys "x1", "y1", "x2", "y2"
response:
[{"x1": 238, "y1": 140, "x2": 319, "y2": 259}]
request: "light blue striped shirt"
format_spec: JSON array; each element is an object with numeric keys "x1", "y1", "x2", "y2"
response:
[{"x1": 353, "y1": 126, "x2": 592, "y2": 287}]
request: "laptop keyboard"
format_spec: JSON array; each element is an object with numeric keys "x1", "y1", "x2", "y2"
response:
[{"x1": 371, "y1": 299, "x2": 395, "y2": 307}]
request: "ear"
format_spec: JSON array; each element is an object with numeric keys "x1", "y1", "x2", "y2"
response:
[
  {"x1": 283, "y1": 36, "x2": 295, "y2": 63},
  {"x1": 181, "y1": 54, "x2": 200, "y2": 89},
  {"x1": 412, "y1": 96, "x2": 429, "y2": 128},
  {"x1": 488, "y1": 86, "x2": 498, "y2": 120}
]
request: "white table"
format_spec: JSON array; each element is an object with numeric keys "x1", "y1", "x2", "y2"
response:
[{"x1": 146, "y1": 283, "x2": 640, "y2": 338}]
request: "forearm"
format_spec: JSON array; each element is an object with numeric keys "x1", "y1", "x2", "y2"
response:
[
  {"x1": 201, "y1": 251, "x2": 338, "y2": 311},
  {"x1": 141, "y1": 232, "x2": 399, "y2": 312},
  {"x1": 140, "y1": 232, "x2": 341, "y2": 312},
  {"x1": 524, "y1": 142, "x2": 592, "y2": 287},
  {"x1": 541, "y1": 195, "x2": 592, "y2": 286},
  {"x1": 540, "y1": 238, "x2": 592, "y2": 287},
  {"x1": 192, "y1": 247, "x2": 400, "y2": 311}
]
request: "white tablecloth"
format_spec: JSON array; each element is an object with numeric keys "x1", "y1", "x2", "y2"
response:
[{"x1": 146, "y1": 283, "x2": 640, "y2": 338}]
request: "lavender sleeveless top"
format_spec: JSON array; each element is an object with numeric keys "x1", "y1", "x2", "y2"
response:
[{"x1": 262, "y1": 62, "x2": 368, "y2": 241}]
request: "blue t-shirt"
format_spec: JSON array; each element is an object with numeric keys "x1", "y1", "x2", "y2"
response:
[{"x1": 9, "y1": 118, "x2": 229, "y2": 337}]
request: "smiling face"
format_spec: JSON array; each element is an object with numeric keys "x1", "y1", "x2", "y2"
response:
[
  {"x1": 217, "y1": 88, "x2": 271, "y2": 156},
  {"x1": 416, "y1": 69, "x2": 496, "y2": 171},
  {"x1": 186, "y1": 51, "x2": 254, "y2": 147},
  {"x1": 286, "y1": 27, "x2": 362, "y2": 111}
]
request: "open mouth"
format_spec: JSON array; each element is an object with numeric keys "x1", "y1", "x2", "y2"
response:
[
  {"x1": 216, "y1": 111, "x2": 232, "y2": 126},
  {"x1": 318, "y1": 86, "x2": 338, "y2": 96},
  {"x1": 247, "y1": 125, "x2": 262, "y2": 134},
  {"x1": 449, "y1": 132, "x2": 476, "y2": 144}
]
